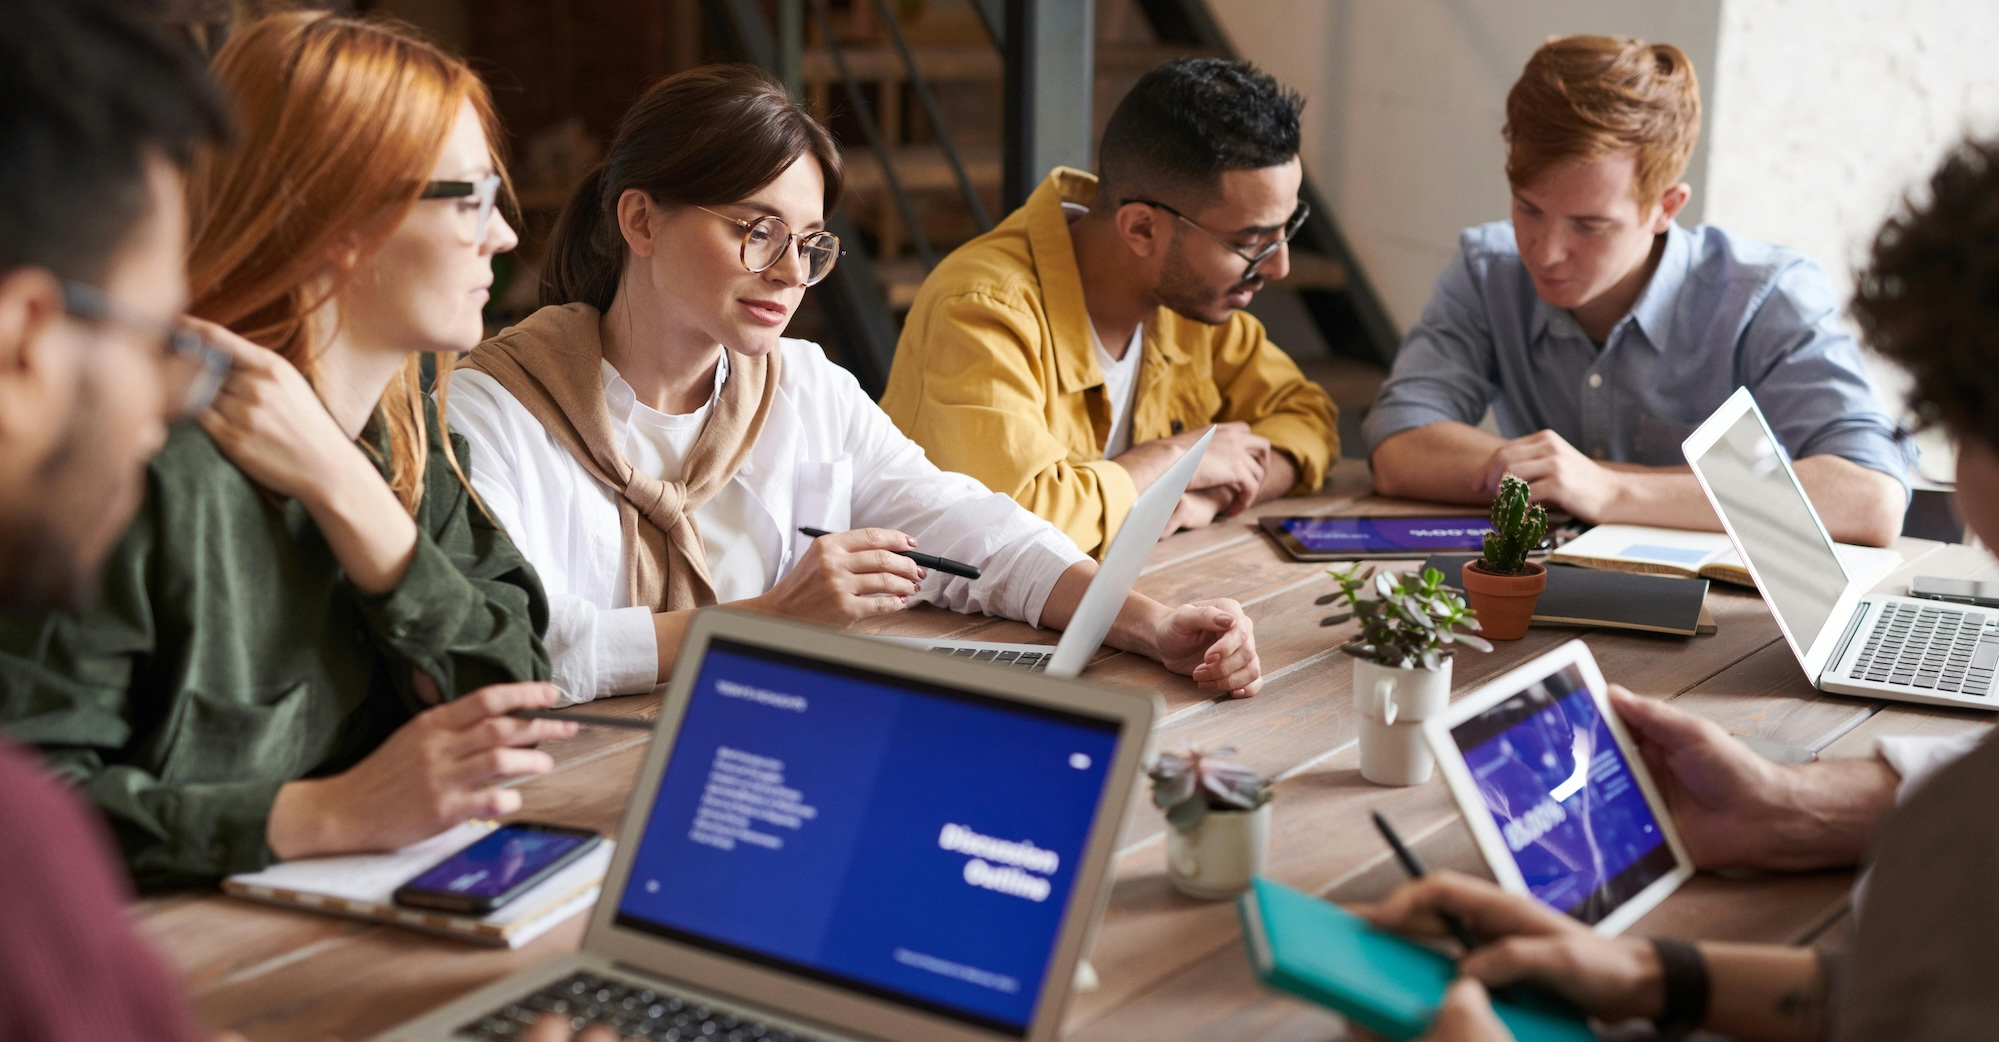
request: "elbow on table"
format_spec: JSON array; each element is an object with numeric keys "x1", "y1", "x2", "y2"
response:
[
  {"x1": 1822, "y1": 477, "x2": 1907, "y2": 548},
  {"x1": 1828, "y1": 497, "x2": 1906, "y2": 549}
]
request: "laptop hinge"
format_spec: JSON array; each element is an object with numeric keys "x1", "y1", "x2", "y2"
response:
[{"x1": 1826, "y1": 600, "x2": 1869, "y2": 680}]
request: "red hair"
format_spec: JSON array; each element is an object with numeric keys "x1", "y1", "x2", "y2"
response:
[
  {"x1": 1504, "y1": 35, "x2": 1701, "y2": 206},
  {"x1": 187, "y1": 11, "x2": 507, "y2": 512}
]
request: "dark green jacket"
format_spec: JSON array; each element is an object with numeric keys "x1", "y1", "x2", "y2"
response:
[{"x1": 0, "y1": 410, "x2": 550, "y2": 890}]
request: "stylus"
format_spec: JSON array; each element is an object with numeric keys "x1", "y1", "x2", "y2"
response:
[
  {"x1": 510, "y1": 709, "x2": 655, "y2": 731},
  {"x1": 798, "y1": 527, "x2": 982, "y2": 580},
  {"x1": 1373, "y1": 811, "x2": 1483, "y2": 952}
]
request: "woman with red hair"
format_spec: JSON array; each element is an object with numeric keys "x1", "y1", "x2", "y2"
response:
[{"x1": 0, "y1": 11, "x2": 570, "y2": 890}]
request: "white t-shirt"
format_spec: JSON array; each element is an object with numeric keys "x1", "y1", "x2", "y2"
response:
[
  {"x1": 609, "y1": 359, "x2": 769, "y2": 604},
  {"x1": 1094, "y1": 324, "x2": 1143, "y2": 458}
]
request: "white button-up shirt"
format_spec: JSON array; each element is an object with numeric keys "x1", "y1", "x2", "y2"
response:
[{"x1": 448, "y1": 338, "x2": 1089, "y2": 703}]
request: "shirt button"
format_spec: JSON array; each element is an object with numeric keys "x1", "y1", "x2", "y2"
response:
[
  {"x1": 391, "y1": 623, "x2": 411, "y2": 639},
  {"x1": 1588, "y1": 373, "x2": 1604, "y2": 389}
]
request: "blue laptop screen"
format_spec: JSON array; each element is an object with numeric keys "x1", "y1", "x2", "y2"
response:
[
  {"x1": 615, "y1": 640, "x2": 1122, "y2": 1036},
  {"x1": 1447, "y1": 663, "x2": 1675, "y2": 926}
]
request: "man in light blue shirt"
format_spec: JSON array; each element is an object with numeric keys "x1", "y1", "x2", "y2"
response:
[{"x1": 1364, "y1": 35, "x2": 1910, "y2": 546}]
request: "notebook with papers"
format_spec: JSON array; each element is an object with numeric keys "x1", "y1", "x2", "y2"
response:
[
  {"x1": 374, "y1": 608, "x2": 1156, "y2": 1042},
  {"x1": 886, "y1": 426, "x2": 1215, "y2": 678}
]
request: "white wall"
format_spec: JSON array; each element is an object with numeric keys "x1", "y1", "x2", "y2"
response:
[
  {"x1": 1703, "y1": 0, "x2": 1999, "y2": 319},
  {"x1": 1208, "y1": 0, "x2": 1721, "y2": 333}
]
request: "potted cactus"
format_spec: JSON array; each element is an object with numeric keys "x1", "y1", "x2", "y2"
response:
[
  {"x1": 1148, "y1": 746, "x2": 1272, "y2": 899},
  {"x1": 1321, "y1": 565, "x2": 1491, "y2": 785},
  {"x1": 1460, "y1": 475, "x2": 1550, "y2": 640}
]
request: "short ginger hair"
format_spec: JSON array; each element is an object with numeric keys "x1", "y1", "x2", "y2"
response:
[{"x1": 1503, "y1": 35, "x2": 1701, "y2": 206}]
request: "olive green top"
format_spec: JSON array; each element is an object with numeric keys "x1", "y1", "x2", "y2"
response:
[{"x1": 0, "y1": 409, "x2": 550, "y2": 890}]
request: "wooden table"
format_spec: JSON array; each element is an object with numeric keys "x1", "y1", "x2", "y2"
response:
[{"x1": 138, "y1": 463, "x2": 1997, "y2": 1041}]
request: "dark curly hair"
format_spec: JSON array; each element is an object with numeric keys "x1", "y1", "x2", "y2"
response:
[
  {"x1": 1852, "y1": 137, "x2": 1999, "y2": 452},
  {"x1": 1096, "y1": 57, "x2": 1302, "y2": 209}
]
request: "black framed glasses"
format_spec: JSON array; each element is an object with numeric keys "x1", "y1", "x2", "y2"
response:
[
  {"x1": 1124, "y1": 198, "x2": 1311, "y2": 281},
  {"x1": 698, "y1": 206, "x2": 843, "y2": 286},
  {"x1": 420, "y1": 173, "x2": 503, "y2": 244},
  {"x1": 60, "y1": 281, "x2": 232, "y2": 418}
]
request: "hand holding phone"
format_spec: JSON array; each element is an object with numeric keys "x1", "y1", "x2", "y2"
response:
[{"x1": 393, "y1": 822, "x2": 602, "y2": 915}]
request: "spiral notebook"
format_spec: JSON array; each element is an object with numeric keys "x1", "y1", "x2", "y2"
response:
[{"x1": 222, "y1": 821, "x2": 613, "y2": 949}]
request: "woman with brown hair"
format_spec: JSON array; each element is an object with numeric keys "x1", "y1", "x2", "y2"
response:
[
  {"x1": 452, "y1": 65, "x2": 1266, "y2": 703},
  {"x1": 0, "y1": 11, "x2": 575, "y2": 890}
]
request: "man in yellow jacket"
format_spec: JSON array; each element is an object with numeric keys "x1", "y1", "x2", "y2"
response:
[{"x1": 880, "y1": 58, "x2": 1338, "y2": 557}]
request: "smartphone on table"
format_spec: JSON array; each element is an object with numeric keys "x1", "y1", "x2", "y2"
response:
[
  {"x1": 1909, "y1": 576, "x2": 1999, "y2": 608},
  {"x1": 392, "y1": 822, "x2": 602, "y2": 915}
]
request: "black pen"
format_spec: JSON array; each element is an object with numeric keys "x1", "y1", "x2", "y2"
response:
[
  {"x1": 511, "y1": 709, "x2": 655, "y2": 732},
  {"x1": 798, "y1": 527, "x2": 982, "y2": 580},
  {"x1": 1372, "y1": 811, "x2": 1482, "y2": 952}
]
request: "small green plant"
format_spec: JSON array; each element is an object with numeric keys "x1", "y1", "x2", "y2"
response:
[
  {"x1": 1148, "y1": 745, "x2": 1272, "y2": 832},
  {"x1": 1319, "y1": 565, "x2": 1492, "y2": 671},
  {"x1": 1480, "y1": 475, "x2": 1548, "y2": 576}
]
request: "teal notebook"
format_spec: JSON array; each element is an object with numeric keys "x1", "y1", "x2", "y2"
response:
[{"x1": 1238, "y1": 877, "x2": 1595, "y2": 1042}]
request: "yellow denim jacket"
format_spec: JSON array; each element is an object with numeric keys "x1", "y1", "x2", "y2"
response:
[{"x1": 880, "y1": 168, "x2": 1339, "y2": 557}]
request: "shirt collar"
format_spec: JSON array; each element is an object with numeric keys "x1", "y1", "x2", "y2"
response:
[
  {"x1": 599, "y1": 351, "x2": 730, "y2": 422},
  {"x1": 1026, "y1": 167, "x2": 1104, "y2": 394},
  {"x1": 1622, "y1": 222, "x2": 1690, "y2": 352}
]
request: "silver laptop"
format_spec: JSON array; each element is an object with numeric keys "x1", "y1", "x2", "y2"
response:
[
  {"x1": 376, "y1": 608, "x2": 1156, "y2": 1042},
  {"x1": 1684, "y1": 387, "x2": 1998, "y2": 710},
  {"x1": 894, "y1": 426, "x2": 1215, "y2": 677}
]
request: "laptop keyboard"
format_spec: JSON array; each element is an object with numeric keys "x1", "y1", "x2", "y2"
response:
[
  {"x1": 455, "y1": 970, "x2": 821, "y2": 1042},
  {"x1": 1847, "y1": 604, "x2": 1999, "y2": 695},
  {"x1": 926, "y1": 645, "x2": 1050, "y2": 671}
]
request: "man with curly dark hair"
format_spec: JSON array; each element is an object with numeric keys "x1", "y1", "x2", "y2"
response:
[
  {"x1": 1360, "y1": 137, "x2": 1999, "y2": 1042},
  {"x1": 881, "y1": 58, "x2": 1338, "y2": 557}
]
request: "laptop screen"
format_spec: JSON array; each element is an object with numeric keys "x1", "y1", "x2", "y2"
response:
[
  {"x1": 614, "y1": 639, "x2": 1123, "y2": 1037},
  {"x1": 1687, "y1": 405, "x2": 1850, "y2": 649}
]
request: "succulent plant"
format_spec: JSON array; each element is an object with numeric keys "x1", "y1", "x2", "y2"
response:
[
  {"x1": 1319, "y1": 564, "x2": 1493, "y2": 670},
  {"x1": 1480, "y1": 475, "x2": 1548, "y2": 576},
  {"x1": 1148, "y1": 745, "x2": 1272, "y2": 832}
]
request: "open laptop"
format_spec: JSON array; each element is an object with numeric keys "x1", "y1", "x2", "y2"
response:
[
  {"x1": 1684, "y1": 387, "x2": 1999, "y2": 710},
  {"x1": 376, "y1": 608, "x2": 1156, "y2": 1042},
  {"x1": 891, "y1": 426, "x2": 1215, "y2": 676}
]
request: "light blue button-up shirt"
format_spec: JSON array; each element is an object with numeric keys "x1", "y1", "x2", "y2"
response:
[{"x1": 1361, "y1": 221, "x2": 1912, "y2": 485}]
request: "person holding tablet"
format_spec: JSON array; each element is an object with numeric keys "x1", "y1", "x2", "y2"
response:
[
  {"x1": 1362, "y1": 36, "x2": 1910, "y2": 548},
  {"x1": 449, "y1": 66, "x2": 1264, "y2": 705},
  {"x1": 0, "y1": 12, "x2": 573, "y2": 891},
  {"x1": 1363, "y1": 137, "x2": 1999, "y2": 1042}
]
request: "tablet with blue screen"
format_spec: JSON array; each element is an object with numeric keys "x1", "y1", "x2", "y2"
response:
[
  {"x1": 1259, "y1": 515, "x2": 1503, "y2": 561},
  {"x1": 1422, "y1": 641, "x2": 1693, "y2": 935}
]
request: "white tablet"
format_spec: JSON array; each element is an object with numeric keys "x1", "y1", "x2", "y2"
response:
[{"x1": 1423, "y1": 641, "x2": 1693, "y2": 936}]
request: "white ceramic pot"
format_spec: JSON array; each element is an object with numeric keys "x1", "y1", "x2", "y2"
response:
[
  {"x1": 1353, "y1": 657, "x2": 1452, "y2": 786},
  {"x1": 1165, "y1": 802, "x2": 1271, "y2": 900}
]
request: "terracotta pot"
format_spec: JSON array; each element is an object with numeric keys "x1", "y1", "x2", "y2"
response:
[{"x1": 1461, "y1": 560, "x2": 1547, "y2": 640}]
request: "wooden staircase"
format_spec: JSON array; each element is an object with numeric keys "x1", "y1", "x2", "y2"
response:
[{"x1": 799, "y1": 0, "x2": 1352, "y2": 322}]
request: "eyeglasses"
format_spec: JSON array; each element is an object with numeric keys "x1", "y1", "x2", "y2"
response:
[
  {"x1": 420, "y1": 174, "x2": 503, "y2": 244},
  {"x1": 1123, "y1": 198, "x2": 1311, "y2": 281},
  {"x1": 60, "y1": 281, "x2": 233, "y2": 418},
  {"x1": 697, "y1": 206, "x2": 843, "y2": 286}
]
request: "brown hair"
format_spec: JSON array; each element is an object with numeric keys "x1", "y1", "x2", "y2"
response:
[
  {"x1": 186, "y1": 11, "x2": 505, "y2": 513},
  {"x1": 544, "y1": 64, "x2": 843, "y2": 312},
  {"x1": 1852, "y1": 137, "x2": 1999, "y2": 453},
  {"x1": 1503, "y1": 35, "x2": 1701, "y2": 206}
]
